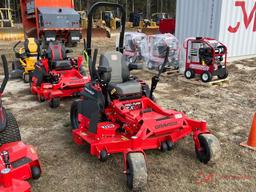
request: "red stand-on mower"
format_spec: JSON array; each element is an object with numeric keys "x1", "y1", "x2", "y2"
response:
[
  {"x1": 184, "y1": 37, "x2": 228, "y2": 82},
  {"x1": 0, "y1": 55, "x2": 41, "y2": 192},
  {"x1": 70, "y1": 2, "x2": 221, "y2": 191},
  {"x1": 31, "y1": 41, "x2": 90, "y2": 108}
]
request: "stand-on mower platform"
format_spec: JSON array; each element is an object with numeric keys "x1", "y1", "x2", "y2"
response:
[
  {"x1": 70, "y1": 2, "x2": 221, "y2": 191},
  {"x1": 0, "y1": 55, "x2": 41, "y2": 192},
  {"x1": 31, "y1": 41, "x2": 90, "y2": 108}
]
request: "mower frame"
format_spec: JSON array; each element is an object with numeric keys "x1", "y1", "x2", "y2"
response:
[
  {"x1": 71, "y1": 2, "x2": 221, "y2": 190},
  {"x1": 31, "y1": 45, "x2": 90, "y2": 108}
]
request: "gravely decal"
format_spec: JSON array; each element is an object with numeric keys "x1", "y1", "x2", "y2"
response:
[{"x1": 155, "y1": 122, "x2": 177, "y2": 129}]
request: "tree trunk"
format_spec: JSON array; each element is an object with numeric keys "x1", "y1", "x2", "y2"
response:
[
  {"x1": 146, "y1": 0, "x2": 151, "y2": 19},
  {"x1": 131, "y1": 0, "x2": 134, "y2": 12}
]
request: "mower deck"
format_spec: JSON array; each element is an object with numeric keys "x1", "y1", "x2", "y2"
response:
[
  {"x1": 31, "y1": 69, "x2": 90, "y2": 101},
  {"x1": 0, "y1": 141, "x2": 41, "y2": 192},
  {"x1": 73, "y1": 96, "x2": 208, "y2": 158}
]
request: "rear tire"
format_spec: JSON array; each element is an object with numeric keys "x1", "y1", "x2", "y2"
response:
[
  {"x1": 70, "y1": 100, "x2": 80, "y2": 130},
  {"x1": 0, "y1": 111, "x2": 21, "y2": 145},
  {"x1": 127, "y1": 153, "x2": 147, "y2": 191}
]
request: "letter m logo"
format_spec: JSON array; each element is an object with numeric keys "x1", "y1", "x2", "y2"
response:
[{"x1": 228, "y1": 1, "x2": 256, "y2": 33}]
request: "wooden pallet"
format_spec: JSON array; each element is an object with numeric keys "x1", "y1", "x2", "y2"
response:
[
  {"x1": 144, "y1": 68, "x2": 179, "y2": 77},
  {"x1": 178, "y1": 76, "x2": 230, "y2": 87}
]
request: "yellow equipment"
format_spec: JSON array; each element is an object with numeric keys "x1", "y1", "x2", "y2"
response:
[
  {"x1": 139, "y1": 19, "x2": 159, "y2": 35},
  {"x1": 11, "y1": 38, "x2": 39, "y2": 83}
]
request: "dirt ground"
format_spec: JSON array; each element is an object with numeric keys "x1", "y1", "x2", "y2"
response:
[{"x1": 0, "y1": 37, "x2": 256, "y2": 192}]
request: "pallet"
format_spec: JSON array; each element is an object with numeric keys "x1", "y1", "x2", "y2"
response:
[
  {"x1": 144, "y1": 68, "x2": 179, "y2": 77},
  {"x1": 178, "y1": 76, "x2": 230, "y2": 87}
]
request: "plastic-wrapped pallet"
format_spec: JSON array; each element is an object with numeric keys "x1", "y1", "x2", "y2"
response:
[
  {"x1": 116, "y1": 32, "x2": 149, "y2": 65},
  {"x1": 147, "y1": 33, "x2": 179, "y2": 70}
]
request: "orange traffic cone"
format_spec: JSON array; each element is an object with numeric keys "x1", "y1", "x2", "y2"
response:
[{"x1": 240, "y1": 113, "x2": 256, "y2": 150}]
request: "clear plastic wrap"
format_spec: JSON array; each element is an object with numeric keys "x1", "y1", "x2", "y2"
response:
[
  {"x1": 146, "y1": 33, "x2": 179, "y2": 70},
  {"x1": 121, "y1": 32, "x2": 149, "y2": 64}
]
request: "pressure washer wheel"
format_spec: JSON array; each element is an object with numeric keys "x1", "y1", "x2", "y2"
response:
[
  {"x1": 0, "y1": 111, "x2": 21, "y2": 145},
  {"x1": 49, "y1": 98, "x2": 60, "y2": 108},
  {"x1": 218, "y1": 68, "x2": 228, "y2": 79},
  {"x1": 201, "y1": 71, "x2": 212, "y2": 82},
  {"x1": 126, "y1": 153, "x2": 148, "y2": 191},
  {"x1": 184, "y1": 69, "x2": 195, "y2": 79},
  {"x1": 195, "y1": 134, "x2": 221, "y2": 164}
]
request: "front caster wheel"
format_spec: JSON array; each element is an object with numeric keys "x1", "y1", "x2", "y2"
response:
[
  {"x1": 160, "y1": 142, "x2": 168, "y2": 152},
  {"x1": 127, "y1": 153, "x2": 147, "y2": 191},
  {"x1": 99, "y1": 150, "x2": 108, "y2": 162},
  {"x1": 195, "y1": 134, "x2": 221, "y2": 164},
  {"x1": 31, "y1": 166, "x2": 41, "y2": 180},
  {"x1": 49, "y1": 98, "x2": 60, "y2": 108}
]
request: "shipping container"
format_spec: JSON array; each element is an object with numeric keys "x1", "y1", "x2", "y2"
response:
[{"x1": 176, "y1": 0, "x2": 256, "y2": 59}]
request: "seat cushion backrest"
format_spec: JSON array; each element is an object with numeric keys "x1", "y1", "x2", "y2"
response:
[
  {"x1": 47, "y1": 42, "x2": 66, "y2": 61},
  {"x1": 24, "y1": 38, "x2": 39, "y2": 56},
  {"x1": 99, "y1": 51, "x2": 130, "y2": 83}
]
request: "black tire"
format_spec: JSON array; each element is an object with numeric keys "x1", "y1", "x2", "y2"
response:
[
  {"x1": 0, "y1": 111, "x2": 21, "y2": 145},
  {"x1": 31, "y1": 166, "x2": 41, "y2": 180},
  {"x1": 200, "y1": 71, "x2": 212, "y2": 83},
  {"x1": 99, "y1": 150, "x2": 108, "y2": 162},
  {"x1": 70, "y1": 100, "x2": 80, "y2": 130},
  {"x1": 218, "y1": 68, "x2": 228, "y2": 79},
  {"x1": 160, "y1": 142, "x2": 168, "y2": 152},
  {"x1": 127, "y1": 153, "x2": 147, "y2": 191},
  {"x1": 38, "y1": 96, "x2": 45, "y2": 103},
  {"x1": 49, "y1": 98, "x2": 60, "y2": 108},
  {"x1": 184, "y1": 68, "x2": 195, "y2": 79},
  {"x1": 195, "y1": 134, "x2": 221, "y2": 164}
]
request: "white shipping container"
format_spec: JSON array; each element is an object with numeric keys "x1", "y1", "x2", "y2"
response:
[{"x1": 176, "y1": 0, "x2": 256, "y2": 58}]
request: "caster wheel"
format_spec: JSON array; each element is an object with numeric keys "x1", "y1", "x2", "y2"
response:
[
  {"x1": 166, "y1": 140, "x2": 174, "y2": 151},
  {"x1": 184, "y1": 68, "x2": 195, "y2": 79},
  {"x1": 49, "y1": 98, "x2": 60, "y2": 108},
  {"x1": 160, "y1": 142, "x2": 168, "y2": 152},
  {"x1": 195, "y1": 134, "x2": 221, "y2": 164},
  {"x1": 31, "y1": 166, "x2": 41, "y2": 180},
  {"x1": 99, "y1": 150, "x2": 108, "y2": 162},
  {"x1": 38, "y1": 96, "x2": 45, "y2": 102},
  {"x1": 201, "y1": 71, "x2": 212, "y2": 82},
  {"x1": 127, "y1": 153, "x2": 147, "y2": 191}
]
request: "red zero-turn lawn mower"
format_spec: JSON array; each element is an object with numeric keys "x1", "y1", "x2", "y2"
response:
[
  {"x1": 70, "y1": 2, "x2": 221, "y2": 191},
  {"x1": 0, "y1": 55, "x2": 41, "y2": 192},
  {"x1": 31, "y1": 41, "x2": 90, "y2": 108},
  {"x1": 184, "y1": 37, "x2": 228, "y2": 82}
]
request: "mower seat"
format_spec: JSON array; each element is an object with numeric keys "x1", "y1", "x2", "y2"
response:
[
  {"x1": 52, "y1": 60, "x2": 72, "y2": 71},
  {"x1": 99, "y1": 51, "x2": 142, "y2": 98},
  {"x1": 24, "y1": 38, "x2": 39, "y2": 57},
  {"x1": 47, "y1": 42, "x2": 72, "y2": 70}
]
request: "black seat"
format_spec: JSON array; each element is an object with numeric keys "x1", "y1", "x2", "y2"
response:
[
  {"x1": 47, "y1": 42, "x2": 72, "y2": 70},
  {"x1": 98, "y1": 51, "x2": 142, "y2": 98}
]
